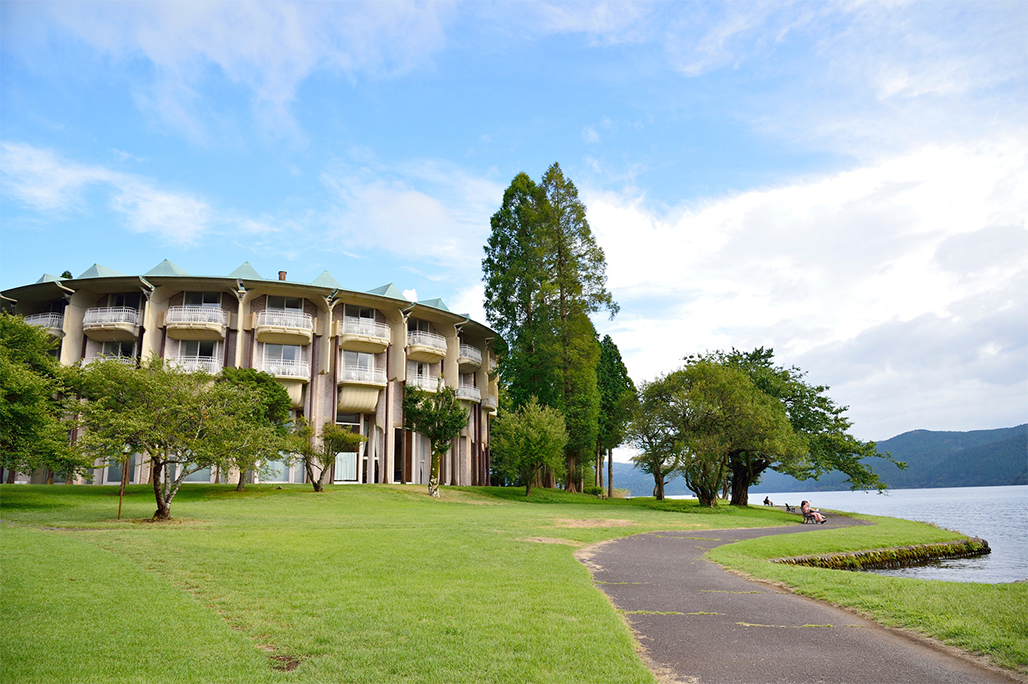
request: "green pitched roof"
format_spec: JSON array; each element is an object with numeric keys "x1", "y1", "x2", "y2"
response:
[
  {"x1": 77, "y1": 263, "x2": 126, "y2": 279},
  {"x1": 145, "y1": 259, "x2": 190, "y2": 277},
  {"x1": 366, "y1": 283, "x2": 408, "y2": 301},
  {"x1": 36, "y1": 274, "x2": 65, "y2": 283},
  {"x1": 228, "y1": 262, "x2": 263, "y2": 280},
  {"x1": 312, "y1": 271, "x2": 341, "y2": 288},
  {"x1": 418, "y1": 298, "x2": 449, "y2": 312}
]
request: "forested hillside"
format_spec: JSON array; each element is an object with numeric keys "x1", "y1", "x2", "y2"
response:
[{"x1": 612, "y1": 424, "x2": 1028, "y2": 496}]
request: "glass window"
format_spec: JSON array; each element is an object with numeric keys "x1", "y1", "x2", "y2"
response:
[
  {"x1": 343, "y1": 350, "x2": 374, "y2": 370},
  {"x1": 102, "y1": 341, "x2": 135, "y2": 358},
  {"x1": 344, "y1": 304, "x2": 376, "y2": 320},
  {"x1": 107, "y1": 292, "x2": 141, "y2": 309},
  {"x1": 181, "y1": 340, "x2": 216, "y2": 358},
  {"x1": 264, "y1": 344, "x2": 300, "y2": 362},
  {"x1": 184, "y1": 292, "x2": 221, "y2": 307},
  {"x1": 267, "y1": 296, "x2": 303, "y2": 311}
]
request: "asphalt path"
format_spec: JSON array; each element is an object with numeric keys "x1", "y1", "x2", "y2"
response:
[{"x1": 578, "y1": 511, "x2": 1020, "y2": 684}]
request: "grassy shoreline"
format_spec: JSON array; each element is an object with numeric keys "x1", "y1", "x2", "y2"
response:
[{"x1": 2, "y1": 484, "x2": 1024, "y2": 682}]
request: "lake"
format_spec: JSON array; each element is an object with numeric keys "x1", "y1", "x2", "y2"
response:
[{"x1": 758, "y1": 484, "x2": 1028, "y2": 584}]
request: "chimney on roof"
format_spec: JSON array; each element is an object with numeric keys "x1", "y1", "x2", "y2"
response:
[{"x1": 278, "y1": 271, "x2": 287, "y2": 281}]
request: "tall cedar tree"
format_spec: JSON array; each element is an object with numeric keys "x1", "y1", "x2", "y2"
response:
[
  {"x1": 402, "y1": 384, "x2": 469, "y2": 497},
  {"x1": 688, "y1": 348, "x2": 904, "y2": 505},
  {"x1": 596, "y1": 335, "x2": 636, "y2": 496},
  {"x1": 483, "y1": 163, "x2": 617, "y2": 493}
]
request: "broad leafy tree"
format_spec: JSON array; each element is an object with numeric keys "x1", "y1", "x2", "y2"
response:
[
  {"x1": 491, "y1": 397, "x2": 568, "y2": 496},
  {"x1": 648, "y1": 360, "x2": 805, "y2": 507},
  {"x1": 627, "y1": 380, "x2": 678, "y2": 500},
  {"x1": 403, "y1": 384, "x2": 468, "y2": 497},
  {"x1": 289, "y1": 419, "x2": 366, "y2": 492},
  {"x1": 689, "y1": 348, "x2": 902, "y2": 505},
  {"x1": 596, "y1": 334, "x2": 636, "y2": 497},
  {"x1": 0, "y1": 313, "x2": 87, "y2": 481},
  {"x1": 75, "y1": 358, "x2": 246, "y2": 520},
  {"x1": 220, "y1": 368, "x2": 292, "y2": 490}
]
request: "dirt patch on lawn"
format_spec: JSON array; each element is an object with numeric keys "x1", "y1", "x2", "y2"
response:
[
  {"x1": 518, "y1": 536, "x2": 583, "y2": 546},
  {"x1": 553, "y1": 518, "x2": 636, "y2": 528}
]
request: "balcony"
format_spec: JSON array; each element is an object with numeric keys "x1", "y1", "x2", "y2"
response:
[
  {"x1": 255, "y1": 310, "x2": 314, "y2": 346},
  {"x1": 172, "y1": 356, "x2": 223, "y2": 374},
  {"x1": 482, "y1": 395, "x2": 497, "y2": 414},
  {"x1": 166, "y1": 306, "x2": 228, "y2": 341},
  {"x1": 83, "y1": 307, "x2": 141, "y2": 342},
  {"x1": 458, "y1": 343, "x2": 482, "y2": 372},
  {"x1": 81, "y1": 355, "x2": 136, "y2": 367},
  {"x1": 339, "y1": 366, "x2": 388, "y2": 388},
  {"x1": 456, "y1": 384, "x2": 481, "y2": 403},
  {"x1": 407, "y1": 330, "x2": 447, "y2": 363},
  {"x1": 24, "y1": 312, "x2": 64, "y2": 337},
  {"x1": 337, "y1": 365, "x2": 387, "y2": 413},
  {"x1": 408, "y1": 373, "x2": 440, "y2": 392},
  {"x1": 338, "y1": 317, "x2": 390, "y2": 353},
  {"x1": 259, "y1": 358, "x2": 310, "y2": 382}
]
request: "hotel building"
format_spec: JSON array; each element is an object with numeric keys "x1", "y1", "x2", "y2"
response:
[{"x1": 1, "y1": 260, "x2": 499, "y2": 488}]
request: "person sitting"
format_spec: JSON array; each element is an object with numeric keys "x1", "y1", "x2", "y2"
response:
[
  {"x1": 763, "y1": 496, "x2": 773, "y2": 506},
  {"x1": 801, "y1": 500, "x2": 826, "y2": 524}
]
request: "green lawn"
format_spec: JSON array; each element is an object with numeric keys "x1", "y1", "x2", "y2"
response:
[{"x1": 1, "y1": 484, "x2": 1024, "y2": 682}]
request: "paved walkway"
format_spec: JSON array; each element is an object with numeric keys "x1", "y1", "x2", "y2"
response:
[{"x1": 579, "y1": 513, "x2": 1020, "y2": 684}]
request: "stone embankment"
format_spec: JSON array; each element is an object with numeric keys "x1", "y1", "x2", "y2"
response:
[{"x1": 770, "y1": 537, "x2": 990, "y2": 571}]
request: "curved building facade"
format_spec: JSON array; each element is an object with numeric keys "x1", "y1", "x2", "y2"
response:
[{"x1": 1, "y1": 259, "x2": 499, "y2": 488}]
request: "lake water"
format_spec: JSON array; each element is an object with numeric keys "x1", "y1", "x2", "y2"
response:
[{"x1": 759, "y1": 485, "x2": 1028, "y2": 584}]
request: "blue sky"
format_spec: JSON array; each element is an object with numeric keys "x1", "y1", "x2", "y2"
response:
[{"x1": 2, "y1": 1, "x2": 1026, "y2": 445}]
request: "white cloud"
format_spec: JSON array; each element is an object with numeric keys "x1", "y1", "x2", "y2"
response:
[
  {"x1": 319, "y1": 154, "x2": 503, "y2": 270},
  {"x1": 1, "y1": 141, "x2": 213, "y2": 243},
  {"x1": 588, "y1": 139, "x2": 1028, "y2": 439},
  {"x1": 582, "y1": 126, "x2": 599, "y2": 144},
  {"x1": 403, "y1": 288, "x2": 418, "y2": 302},
  {"x1": 27, "y1": 1, "x2": 454, "y2": 141}
]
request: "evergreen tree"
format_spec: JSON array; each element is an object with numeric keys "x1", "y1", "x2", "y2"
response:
[
  {"x1": 596, "y1": 335, "x2": 636, "y2": 497},
  {"x1": 482, "y1": 163, "x2": 617, "y2": 492}
]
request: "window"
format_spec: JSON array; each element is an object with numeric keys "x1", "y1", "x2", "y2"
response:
[
  {"x1": 180, "y1": 340, "x2": 217, "y2": 358},
  {"x1": 410, "y1": 318, "x2": 433, "y2": 333},
  {"x1": 343, "y1": 350, "x2": 375, "y2": 370},
  {"x1": 344, "y1": 304, "x2": 376, "y2": 320},
  {"x1": 107, "y1": 292, "x2": 141, "y2": 309},
  {"x1": 264, "y1": 344, "x2": 301, "y2": 362},
  {"x1": 184, "y1": 291, "x2": 221, "y2": 307},
  {"x1": 267, "y1": 296, "x2": 303, "y2": 311},
  {"x1": 102, "y1": 341, "x2": 135, "y2": 358}
]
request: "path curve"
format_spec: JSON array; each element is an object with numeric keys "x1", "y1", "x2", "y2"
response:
[{"x1": 580, "y1": 514, "x2": 1020, "y2": 684}]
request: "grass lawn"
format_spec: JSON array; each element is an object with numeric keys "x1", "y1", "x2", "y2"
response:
[{"x1": 2, "y1": 484, "x2": 1024, "y2": 681}]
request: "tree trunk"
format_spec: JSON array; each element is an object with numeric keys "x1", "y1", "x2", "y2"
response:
[
  {"x1": 428, "y1": 449, "x2": 441, "y2": 498},
  {"x1": 729, "y1": 458, "x2": 767, "y2": 506},
  {"x1": 607, "y1": 448, "x2": 613, "y2": 499},
  {"x1": 595, "y1": 445, "x2": 602, "y2": 488},
  {"x1": 151, "y1": 461, "x2": 171, "y2": 520},
  {"x1": 236, "y1": 469, "x2": 246, "y2": 492},
  {"x1": 525, "y1": 481, "x2": 533, "y2": 497},
  {"x1": 564, "y1": 454, "x2": 578, "y2": 493},
  {"x1": 653, "y1": 471, "x2": 665, "y2": 500}
]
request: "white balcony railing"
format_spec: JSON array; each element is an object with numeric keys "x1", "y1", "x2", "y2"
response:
[
  {"x1": 482, "y1": 396, "x2": 497, "y2": 410},
  {"x1": 342, "y1": 317, "x2": 390, "y2": 339},
  {"x1": 257, "y1": 310, "x2": 313, "y2": 331},
  {"x1": 83, "y1": 307, "x2": 140, "y2": 326},
  {"x1": 407, "y1": 330, "x2": 447, "y2": 352},
  {"x1": 260, "y1": 358, "x2": 310, "y2": 379},
  {"x1": 172, "y1": 356, "x2": 223, "y2": 374},
  {"x1": 82, "y1": 355, "x2": 136, "y2": 367},
  {"x1": 457, "y1": 384, "x2": 481, "y2": 402},
  {"x1": 340, "y1": 366, "x2": 387, "y2": 385},
  {"x1": 24, "y1": 312, "x2": 64, "y2": 329},
  {"x1": 408, "y1": 374, "x2": 439, "y2": 391},
  {"x1": 458, "y1": 344, "x2": 482, "y2": 365},
  {"x1": 166, "y1": 306, "x2": 227, "y2": 326}
]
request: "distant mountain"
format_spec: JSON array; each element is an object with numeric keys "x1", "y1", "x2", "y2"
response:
[{"x1": 611, "y1": 424, "x2": 1027, "y2": 497}]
